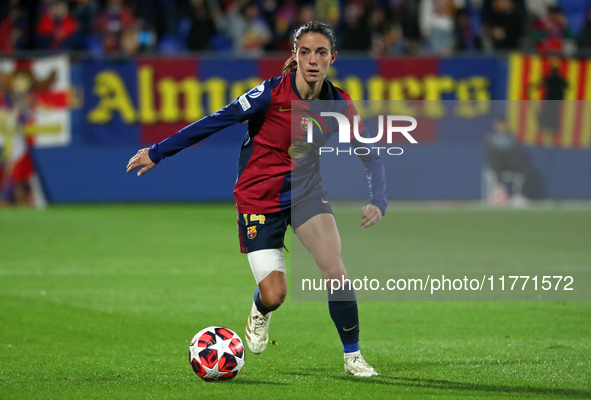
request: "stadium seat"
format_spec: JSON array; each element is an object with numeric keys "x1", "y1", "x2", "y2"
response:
[
  {"x1": 210, "y1": 34, "x2": 233, "y2": 53},
  {"x1": 558, "y1": 0, "x2": 591, "y2": 33},
  {"x1": 157, "y1": 34, "x2": 184, "y2": 54}
]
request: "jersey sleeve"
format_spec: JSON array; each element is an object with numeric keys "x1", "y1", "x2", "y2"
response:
[
  {"x1": 352, "y1": 136, "x2": 387, "y2": 216},
  {"x1": 228, "y1": 81, "x2": 273, "y2": 122},
  {"x1": 345, "y1": 100, "x2": 387, "y2": 215},
  {"x1": 148, "y1": 104, "x2": 239, "y2": 163},
  {"x1": 148, "y1": 80, "x2": 275, "y2": 163}
]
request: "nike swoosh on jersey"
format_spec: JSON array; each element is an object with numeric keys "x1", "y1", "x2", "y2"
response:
[
  {"x1": 279, "y1": 107, "x2": 294, "y2": 112},
  {"x1": 342, "y1": 325, "x2": 358, "y2": 332}
]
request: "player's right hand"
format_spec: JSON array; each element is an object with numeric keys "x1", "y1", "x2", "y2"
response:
[{"x1": 127, "y1": 148, "x2": 156, "y2": 176}]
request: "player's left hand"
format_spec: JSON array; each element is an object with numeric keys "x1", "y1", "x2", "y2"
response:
[{"x1": 360, "y1": 204, "x2": 382, "y2": 228}]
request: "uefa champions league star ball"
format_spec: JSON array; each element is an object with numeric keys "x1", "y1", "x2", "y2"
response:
[{"x1": 189, "y1": 326, "x2": 245, "y2": 381}]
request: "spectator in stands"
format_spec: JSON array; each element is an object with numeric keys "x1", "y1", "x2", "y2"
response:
[
  {"x1": 94, "y1": 0, "x2": 136, "y2": 53},
  {"x1": 420, "y1": 0, "x2": 460, "y2": 55},
  {"x1": 529, "y1": 64, "x2": 568, "y2": 135},
  {"x1": 397, "y1": 0, "x2": 423, "y2": 54},
  {"x1": 524, "y1": 0, "x2": 555, "y2": 20},
  {"x1": 530, "y1": 5, "x2": 576, "y2": 54},
  {"x1": 70, "y1": 0, "x2": 100, "y2": 52},
  {"x1": 454, "y1": 7, "x2": 481, "y2": 51},
  {"x1": 368, "y1": 5, "x2": 403, "y2": 56},
  {"x1": 6, "y1": 0, "x2": 591, "y2": 56},
  {"x1": 339, "y1": 0, "x2": 372, "y2": 52},
  {"x1": 315, "y1": 0, "x2": 341, "y2": 29},
  {"x1": 120, "y1": 18, "x2": 157, "y2": 55},
  {"x1": 274, "y1": 0, "x2": 299, "y2": 51},
  {"x1": 481, "y1": 0, "x2": 526, "y2": 51},
  {"x1": 215, "y1": 1, "x2": 272, "y2": 57},
  {"x1": 185, "y1": 0, "x2": 216, "y2": 52},
  {"x1": 296, "y1": 3, "x2": 316, "y2": 30},
  {"x1": 0, "y1": 5, "x2": 26, "y2": 53},
  {"x1": 481, "y1": 0, "x2": 526, "y2": 23},
  {"x1": 35, "y1": 0, "x2": 78, "y2": 50},
  {"x1": 0, "y1": 1, "x2": 8, "y2": 20},
  {"x1": 258, "y1": 0, "x2": 279, "y2": 51},
  {"x1": 127, "y1": 0, "x2": 179, "y2": 53},
  {"x1": 142, "y1": 0, "x2": 177, "y2": 40},
  {"x1": 577, "y1": 9, "x2": 591, "y2": 50}
]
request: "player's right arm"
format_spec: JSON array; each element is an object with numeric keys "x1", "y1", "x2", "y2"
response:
[
  {"x1": 125, "y1": 105, "x2": 238, "y2": 176},
  {"x1": 126, "y1": 80, "x2": 274, "y2": 176}
]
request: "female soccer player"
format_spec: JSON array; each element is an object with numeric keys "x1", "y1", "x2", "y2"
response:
[{"x1": 127, "y1": 21, "x2": 385, "y2": 377}]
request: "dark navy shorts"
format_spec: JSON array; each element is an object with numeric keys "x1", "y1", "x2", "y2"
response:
[{"x1": 237, "y1": 193, "x2": 333, "y2": 254}]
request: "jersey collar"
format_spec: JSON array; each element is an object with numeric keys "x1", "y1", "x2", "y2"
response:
[{"x1": 290, "y1": 72, "x2": 330, "y2": 100}]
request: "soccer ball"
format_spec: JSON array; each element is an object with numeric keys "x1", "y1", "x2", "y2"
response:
[{"x1": 189, "y1": 326, "x2": 245, "y2": 381}]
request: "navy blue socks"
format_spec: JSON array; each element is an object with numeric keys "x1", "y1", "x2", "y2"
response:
[{"x1": 328, "y1": 288, "x2": 360, "y2": 353}]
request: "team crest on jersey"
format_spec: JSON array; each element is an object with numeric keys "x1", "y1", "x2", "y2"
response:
[
  {"x1": 300, "y1": 116, "x2": 309, "y2": 131},
  {"x1": 247, "y1": 226, "x2": 257, "y2": 239},
  {"x1": 301, "y1": 113, "x2": 327, "y2": 135}
]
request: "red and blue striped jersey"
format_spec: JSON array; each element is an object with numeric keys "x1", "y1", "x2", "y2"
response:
[{"x1": 148, "y1": 72, "x2": 386, "y2": 215}]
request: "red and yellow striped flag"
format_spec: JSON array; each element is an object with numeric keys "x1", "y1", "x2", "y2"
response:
[{"x1": 507, "y1": 53, "x2": 591, "y2": 148}]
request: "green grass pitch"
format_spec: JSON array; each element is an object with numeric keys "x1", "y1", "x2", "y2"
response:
[{"x1": 0, "y1": 204, "x2": 589, "y2": 399}]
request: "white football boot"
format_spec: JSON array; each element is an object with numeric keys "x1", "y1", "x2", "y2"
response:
[
  {"x1": 344, "y1": 351, "x2": 379, "y2": 377},
  {"x1": 245, "y1": 302, "x2": 271, "y2": 354}
]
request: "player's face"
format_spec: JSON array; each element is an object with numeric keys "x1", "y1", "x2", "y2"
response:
[{"x1": 293, "y1": 33, "x2": 337, "y2": 84}]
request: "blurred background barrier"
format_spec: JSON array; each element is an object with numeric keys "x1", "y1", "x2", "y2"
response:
[{"x1": 1, "y1": 54, "x2": 590, "y2": 204}]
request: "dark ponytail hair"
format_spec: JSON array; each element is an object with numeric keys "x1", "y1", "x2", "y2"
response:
[
  {"x1": 282, "y1": 57, "x2": 298, "y2": 75},
  {"x1": 282, "y1": 21, "x2": 337, "y2": 74}
]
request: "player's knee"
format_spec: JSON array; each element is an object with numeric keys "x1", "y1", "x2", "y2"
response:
[
  {"x1": 260, "y1": 288, "x2": 285, "y2": 311},
  {"x1": 319, "y1": 261, "x2": 347, "y2": 281}
]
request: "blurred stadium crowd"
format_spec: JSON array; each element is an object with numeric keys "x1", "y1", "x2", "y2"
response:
[{"x1": 1, "y1": 0, "x2": 591, "y2": 57}]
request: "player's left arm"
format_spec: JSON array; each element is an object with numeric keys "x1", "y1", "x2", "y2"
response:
[
  {"x1": 344, "y1": 101, "x2": 387, "y2": 228},
  {"x1": 353, "y1": 136, "x2": 386, "y2": 228}
]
